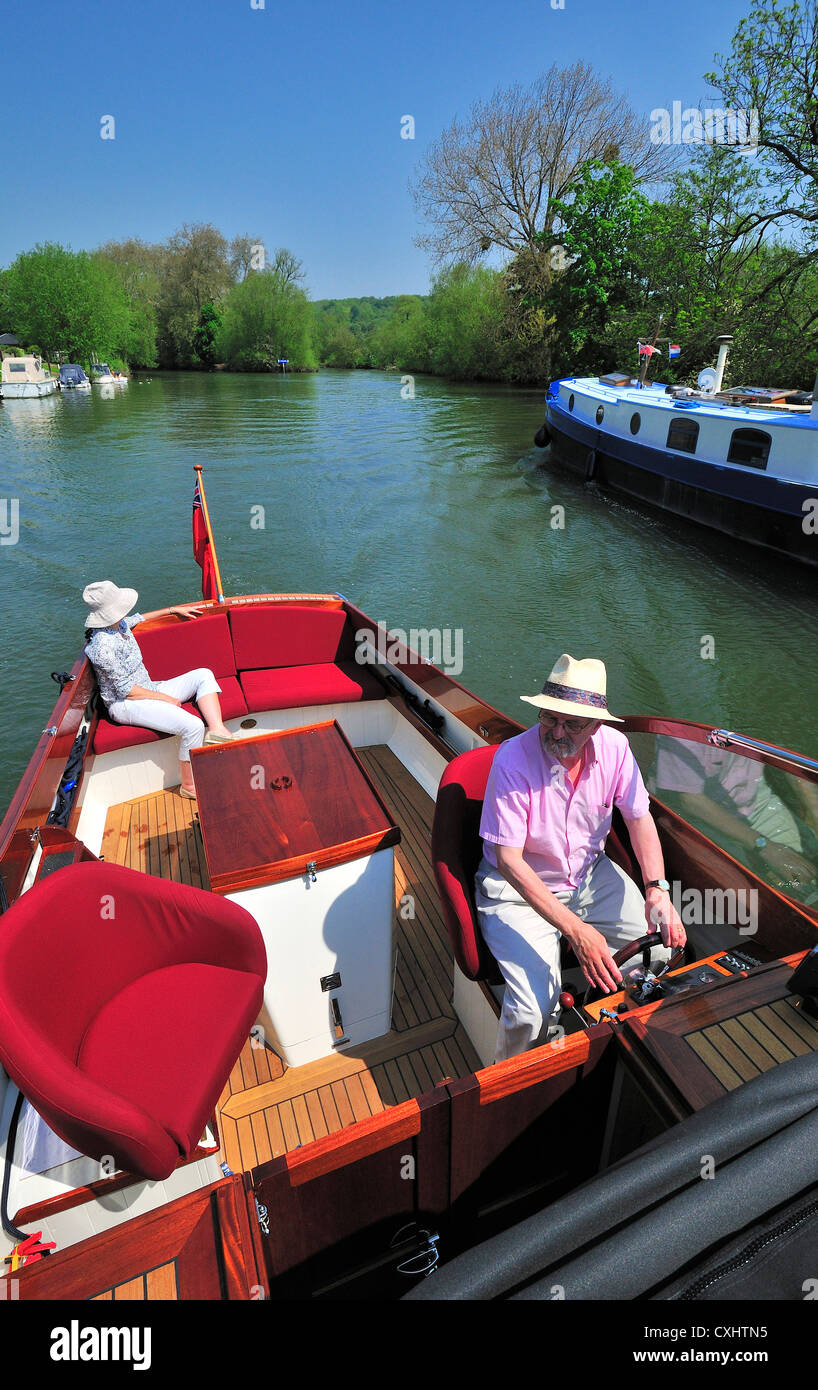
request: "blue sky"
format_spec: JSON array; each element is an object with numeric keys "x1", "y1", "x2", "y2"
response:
[{"x1": 3, "y1": 0, "x2": 754, "y2": 298}]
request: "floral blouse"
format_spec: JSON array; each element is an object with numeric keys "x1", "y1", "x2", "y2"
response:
[{"x1": 84, "y1": 613, "x2": 159, "y2": 707}]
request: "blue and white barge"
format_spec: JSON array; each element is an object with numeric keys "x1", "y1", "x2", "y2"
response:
[{"x1": 542, "y1": 360, "x2": 818, "y2": 567}]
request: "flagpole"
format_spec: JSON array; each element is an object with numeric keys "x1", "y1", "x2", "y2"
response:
[
  {"x1": 639, "y1": 314, "x2": 663, "y2": 387},
  {"x1": 193, "y1": 465, "x2": 225, "y2": 604}
]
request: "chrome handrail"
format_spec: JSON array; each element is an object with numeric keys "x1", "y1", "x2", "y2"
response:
[{"x1": 707, "y1": 729, "x2": 818, "y2": 773}]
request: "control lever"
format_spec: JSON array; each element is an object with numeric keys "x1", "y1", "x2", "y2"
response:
[{"x1": 330, "y1": 996, "x2": 349, "y2": 1047}]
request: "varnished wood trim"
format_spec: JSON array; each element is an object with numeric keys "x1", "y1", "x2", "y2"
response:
[
  {"x1": 583, "y1": 952, "x2": 734, "y2": 1024},
  {"x1": 14, "y1": 1177, "x2": 241, "y2": 1301},
  {"x1": 282, "y1": 1099, "x2": 421, "y2": 1185},
  {"x1": 342, "y1": 599, "x2": 523, "y2": 746},
  {"x1": 207, "y1": 828, "x2": 400, "y2": 894},
  {"x1": 470, "y1": 1026, "x2": 611, "y2": 1105},
  {"x1": 193, "y1": 720, "x2": 400, "y2": 894},
  {"x1": 0, "y1": 658, "x2": 94, "y2": 902}
]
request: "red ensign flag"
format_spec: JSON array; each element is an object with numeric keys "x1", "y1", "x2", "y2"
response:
[{"x1": 192, "y1": 480, "x2": 217, "y2": 601}]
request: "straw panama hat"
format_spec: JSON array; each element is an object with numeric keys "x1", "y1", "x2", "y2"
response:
[
  {"x1": 83, "y1": 580, "x2": 138, "y2": 629},
  {"x1": 521, "y1": 653, "x2": 623, "y2": 724}
]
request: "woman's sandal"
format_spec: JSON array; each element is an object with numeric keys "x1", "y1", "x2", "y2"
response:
[
  {"x1": 179, "y1": 786, "x2": 197, "y2": 799},
  {"x1": 203, "y1": 732, "x2": 235, "y2": 745}
]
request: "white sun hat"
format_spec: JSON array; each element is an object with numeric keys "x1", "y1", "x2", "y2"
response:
[
  {"x1": 520, "y1": 653, "x2": 622, "y2": 723},
  {"x1": 83, "y1": 580, "x2": 138, "y2": 630}
]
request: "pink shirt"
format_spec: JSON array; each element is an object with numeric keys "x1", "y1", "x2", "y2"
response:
[{"x1": 479, "y1": 724, "x2": 650, "y2": 891}]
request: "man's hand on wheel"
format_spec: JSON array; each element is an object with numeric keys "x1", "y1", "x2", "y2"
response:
[
  {"x1": 568, "y1": 923, "x2": 623, "y2": 995},
  {"x1": 645, "y1": 888, "x2": 686, "y2": 950}
]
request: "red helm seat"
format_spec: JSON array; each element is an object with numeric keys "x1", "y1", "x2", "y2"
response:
[
  {"x1": 432, "y1": 746, "x2": 504, "y2": 983},
  {"x1": 0, "y1": 863, "x2": 266, "y2": 1181}
]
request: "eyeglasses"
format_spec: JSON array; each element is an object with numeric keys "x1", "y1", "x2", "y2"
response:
[{"x1": 538, "y1": 711, "x2": 594, "y2": 735}]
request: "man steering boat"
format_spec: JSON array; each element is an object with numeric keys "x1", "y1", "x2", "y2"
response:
[{"x1": 475, "y1": 654, "x2": 686, "y2": 1061}]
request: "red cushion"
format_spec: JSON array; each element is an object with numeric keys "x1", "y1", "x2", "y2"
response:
[
  {"x1": 92, "y1": 676, "x2": 248, "y2": 754},
  {"x1": 239, "y1": 662, "x2": 385, "y2": 712},
  {"x1": 432, "y1": 746, "x2": 502, "y2": 981},
  {"x1": 0, "y1": 864, "x2": 267, "y2": 1180},
  {"x1": 186, "y1": 675, "x2": 247, "y2": 721},
  {"x1": 93, "y1": 720, "x2": 162, "y2": 755},
  {"x1": 138, "y1": 613, "x2": 236, "y2": 680},
  {"x1": 229, "y1": 605, "x2": 355, "y2": 670},
  {"x1": 78, "y1": 963, "x2": 262, "y2": 1157}
]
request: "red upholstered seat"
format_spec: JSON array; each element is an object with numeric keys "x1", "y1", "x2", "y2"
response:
[
  {"x1": 90, "y1": 605, "x2": 384, "y2": 751},
  {"x1": 91, "y1": 611, "x2": 243, "y2": 753},
  {"x1": 137, "y1": 612, "x2": 236, "y2": 682},
  {"x1": 240, "y1": 662, "x2": 384, "y2": 713},
  {"x1": 432, "y1": 745, "x2": 503, "y2": 983},
  {"x1": 0, "y1": 863, "x2": 266, "y2": 1181},
  {"x1": 229, "y1": 604, "x2": 385, "y2": 712},
  {"x1": 229, "y1": 604, "x2": 355, "y2": 669},
  {"x1": 92, "y1": 677, "x2": 248, "y2": 755},
  {"x1": 78, "y1": 963, "x2": 260, "y2": 1157}
]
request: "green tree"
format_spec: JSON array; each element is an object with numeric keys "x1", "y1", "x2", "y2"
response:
[
  {"x1": 422, "y1": 265, "x2": 505, "y2": 379},
  {"x1": 192, "y1": 302, "x2": 222, "y2": 367},
  {"x1": 1, "y1": 243, "x2": 130, "y2": 366},
  {"x1": 707, "y1": 0, "x2": 818, "y2": 248},
  {"x1": 156, "y1": 223, "x2": 232, "y2": 367},
  {"x1": 370, "y1": 295, "x2": 428, "y2": 370},
  {"x1": 215, "y1": 262, "x2": 315, "y2": 371},
  {"x1": 94, "y1": 237, "x2": 163, "y2": 368}
]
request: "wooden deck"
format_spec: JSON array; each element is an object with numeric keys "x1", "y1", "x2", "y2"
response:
[
  {"x1": 100, "y1": 744, "x2": 479, "y2": 1173},
  {"x1": 100, "y1": 786, "x2": 210, "y2": 888}
]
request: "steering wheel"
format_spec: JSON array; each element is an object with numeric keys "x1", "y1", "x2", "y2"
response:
[{"x1": 582, "y1": 934, "x2": 687, "y2": 1011}]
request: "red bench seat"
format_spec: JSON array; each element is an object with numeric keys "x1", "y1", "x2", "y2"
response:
[
  {"x1": 239, "y1": 662, "x2": 384, "y2": 712},
  {"x1": 92, "y1": 612, "x2": 245, "y2": 755},
  {"x1": 93, "y1": 676, "x2": 248, "y2": 755},
  {"x1": 230, "y1": 602, "x2": 385, "y2": 712},
  {"x1": 90, "y1": 604, "x2": 385, "y2": 756}
]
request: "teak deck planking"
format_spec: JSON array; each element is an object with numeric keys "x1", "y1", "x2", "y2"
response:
[{"x1": 100, "y1": 744, "x2": 480, "y2": 1173}]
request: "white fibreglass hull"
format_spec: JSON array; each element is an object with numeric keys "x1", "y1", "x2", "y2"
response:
[{"x1": 1, "y1": 380, "x2": 58, "y2": 398}]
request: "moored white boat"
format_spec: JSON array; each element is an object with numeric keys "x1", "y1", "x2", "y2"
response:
[
  {"x1": 57, "y1": 363, "x2": 91, "y2": 391},
  {"x1": 90, "y1": 362, "x2": 128, "y2": 386},
  {"x1": 0, "y1": 355, "x2": 58, "y2": 399}
]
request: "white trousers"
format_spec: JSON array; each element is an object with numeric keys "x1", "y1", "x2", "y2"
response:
[
  {"x1": 107, "y1": 668, "x2": 221, "y2": 761},
  {"x1": 475, "y1": 853, "x2": 666, "y2": 1062}
]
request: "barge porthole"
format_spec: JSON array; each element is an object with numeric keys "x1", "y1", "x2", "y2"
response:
[
  {"x1": 595, "y1": 405, "x2": 604, "y2": 424},
  {"x1": 630, "y1": 412, "x2": 641, "y2": 435},
  {"x1": 568, "y1": 393, "x2": 575, "y2": 411}
]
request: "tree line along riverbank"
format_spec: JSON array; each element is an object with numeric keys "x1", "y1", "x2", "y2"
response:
[{"x1": 2, "y1": 3, "x2": 816, "y2": 391}]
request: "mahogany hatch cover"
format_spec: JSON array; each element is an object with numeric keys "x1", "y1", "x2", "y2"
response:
[{"x1": 192, "y1": 720, "x2": 400, "y2": 894}]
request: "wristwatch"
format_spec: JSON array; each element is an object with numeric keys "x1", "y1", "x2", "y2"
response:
[{"x1": 645, "y1": 878, "x2": 671, "y2": 892}]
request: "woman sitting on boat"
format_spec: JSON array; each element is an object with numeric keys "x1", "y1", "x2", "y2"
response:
[{"x1": 83, "y1": 580, "x2": 234, "y2": 798}]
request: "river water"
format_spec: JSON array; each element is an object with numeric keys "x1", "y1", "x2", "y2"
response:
[{"x1": 2, "y1": 368, "x2": 817, "y2": 817}]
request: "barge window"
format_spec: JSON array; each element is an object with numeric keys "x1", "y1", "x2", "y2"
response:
[
  {"x1": 568, "y1": 393, "x2": 574, "y2": 411},
  {"x1": 9, "y1": 363, "x2": 26, "y2": 373},
  {"x1": 630, "y1": 413, "x2": 641, "y2": 435},
  {"x1": 666, "y1": 418, "x2": 699, "y2": 453},
  {"x1": 727, "y1": 428, "x2": 771, "y2": 470}
]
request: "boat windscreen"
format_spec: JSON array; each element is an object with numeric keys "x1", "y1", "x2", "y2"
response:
[{"x1": 629, "y1": 731, "x2": 818, "y2": 911}]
